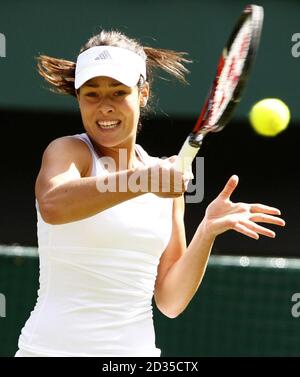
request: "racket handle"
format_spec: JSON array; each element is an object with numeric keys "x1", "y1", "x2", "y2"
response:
[{"x1": 174, "y1": 136, "x2": 201, "y2": 173}]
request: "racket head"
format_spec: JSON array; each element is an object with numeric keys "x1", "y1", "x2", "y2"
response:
[{"x1": 192, "y1": 4, "x2": 264, "y2": 140}]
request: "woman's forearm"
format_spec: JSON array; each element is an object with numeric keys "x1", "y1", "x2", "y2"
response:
[
  {"x1": 155, "y1": 220, "x2": 215, "y2": 318},
  {"x1": 155, "y1": 174, "x2": 286, "y2": 319},
  {"x1": 39, "y1": 168, "x2": 146, "y2": 224}
]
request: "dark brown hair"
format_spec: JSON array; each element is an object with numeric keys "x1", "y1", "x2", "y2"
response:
[{"x1": 37, "y1": 29, "x2": 191, "y2": 100}]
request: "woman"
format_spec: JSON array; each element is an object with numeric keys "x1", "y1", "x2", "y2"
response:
[{"x1": 15, "y1": 30, "x2": 285, "y2": 357}]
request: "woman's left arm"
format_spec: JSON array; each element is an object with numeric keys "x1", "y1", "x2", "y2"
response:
[{"x1": 154, "y1": 175, "x2": 285, "y2": 318}]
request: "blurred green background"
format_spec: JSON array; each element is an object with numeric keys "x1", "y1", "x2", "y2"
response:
[{"x1": 0, "y1": 0, "x2": 299, "y2": 119}]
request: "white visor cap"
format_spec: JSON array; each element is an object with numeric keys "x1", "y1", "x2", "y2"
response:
[{"x1": 75, "y1": 46, "x2": 147, "y2": 89}]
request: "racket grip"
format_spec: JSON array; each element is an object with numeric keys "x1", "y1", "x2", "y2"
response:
[{"x1": 174, "y1": 136, "x2": 200, "y2": 173}]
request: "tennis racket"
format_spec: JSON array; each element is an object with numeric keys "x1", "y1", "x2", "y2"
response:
[{"x1": 175, "y1": 4, "x2": 264, "y2": 173}]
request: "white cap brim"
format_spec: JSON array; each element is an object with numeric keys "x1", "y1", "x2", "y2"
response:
[{"x1": 75, "y1": 46, "x2": 146, "y2": 89}]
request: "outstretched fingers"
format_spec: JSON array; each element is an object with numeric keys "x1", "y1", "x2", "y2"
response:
[
  {"x1": 250, "y1": 203, "x2": 281, "y2": 215},
  {"x1": 233, "y1": 213, "x2": 285, "y2": 239},
  {"x1": 234, "y1": 223, "x2": 259, "y2": 240},
  {"x1": 239, "y1": 219, "x2": 276, "y2": 238},
  {"x1": 250, "y1": 213, "x2": 286, "y2": 226},
  {"x1": 219, "y1": 175, "x2": 239, "y2": 200}
]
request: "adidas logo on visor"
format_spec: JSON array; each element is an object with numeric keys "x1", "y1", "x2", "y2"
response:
[{"x1": 95, "y1": 50, "x2": 112, "y2": 60}]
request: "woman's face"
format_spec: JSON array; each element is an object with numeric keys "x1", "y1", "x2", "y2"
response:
[{"x1": 77, "y1": 76, "x2": 149, "y2": 150}]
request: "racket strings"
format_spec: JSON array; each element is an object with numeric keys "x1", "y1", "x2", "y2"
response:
[{"x1": 208, "y1": 18, "x2": 252, "y2": 127}]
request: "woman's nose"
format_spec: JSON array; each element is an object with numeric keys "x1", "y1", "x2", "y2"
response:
[{"x1": 98, "y1": 99, "x2": 115, "y2": 115}]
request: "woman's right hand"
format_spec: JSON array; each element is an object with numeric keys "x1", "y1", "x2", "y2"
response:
[{"x1": 144, "y1": 156, "x2": 193, "y2": 198}]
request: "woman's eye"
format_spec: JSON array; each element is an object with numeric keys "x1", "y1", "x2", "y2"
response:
[
  {"x1": 86, "y1": 92, "x2": 98, "y2": 97},
  {"x1": 114, "y1": 91, "x2": 126, "y2": 96}
]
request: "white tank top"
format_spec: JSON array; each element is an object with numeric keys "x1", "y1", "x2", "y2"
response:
[{"x1": 17, "y1": 133, "x2": 173, "y2": 357}]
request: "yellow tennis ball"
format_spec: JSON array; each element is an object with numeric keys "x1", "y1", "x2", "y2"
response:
[{"x1": 249, "y1": 98, "x2": 290, "y2": 137}]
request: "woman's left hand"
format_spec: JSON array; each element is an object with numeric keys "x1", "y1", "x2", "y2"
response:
[{"x1": 202, "y1": 175, "x2": 286, "y2": 240}]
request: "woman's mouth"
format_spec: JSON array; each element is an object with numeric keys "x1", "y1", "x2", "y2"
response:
[{"x1": 97, "y1": 120, "x2": 121, "y2": 130}]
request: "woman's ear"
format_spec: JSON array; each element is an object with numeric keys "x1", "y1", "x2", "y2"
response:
[{"x1": 139, "y1": 82, "x2": 149, "y2": 107}]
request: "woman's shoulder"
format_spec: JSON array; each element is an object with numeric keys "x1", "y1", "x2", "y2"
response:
[
  {"x1": 42, "y1": 134, "x2": 92, "y2": 169},
  {"x1": 38, "y1": 134, "x2": 93, "y2": 178},
  {"x1": 44, "y1": 134, "x2": 90, "y2": 154}
]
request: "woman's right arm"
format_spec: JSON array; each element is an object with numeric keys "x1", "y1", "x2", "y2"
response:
[{"x1": 36, "y1": 137, "x2": 185, "y2": 225}]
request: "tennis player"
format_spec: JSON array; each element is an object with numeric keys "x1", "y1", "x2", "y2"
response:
[{"x1": 15, "y1": 30, "x2": 285, "y2": 357}]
